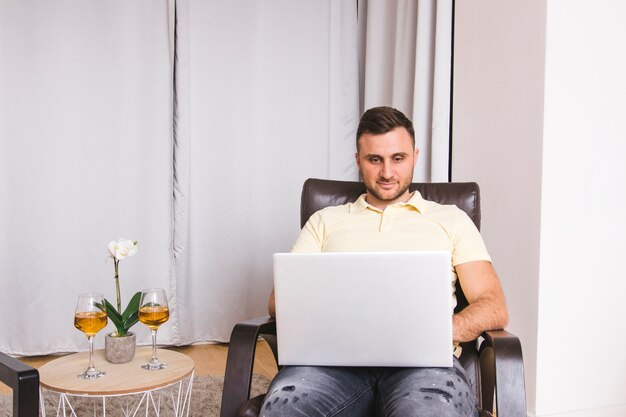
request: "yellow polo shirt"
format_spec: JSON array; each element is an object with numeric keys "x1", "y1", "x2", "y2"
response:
[{"x1": 292, "y1": 191, "x2": 491, "y2": 310}]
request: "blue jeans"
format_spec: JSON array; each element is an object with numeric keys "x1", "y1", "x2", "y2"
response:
[{"x1": 260, "y1": 357, "x2": 477, "y2": 417}]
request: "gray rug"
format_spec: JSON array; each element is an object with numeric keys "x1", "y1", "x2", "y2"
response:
[{"x1": 0, "y1": 374, "x2": 271, "y2": 417}]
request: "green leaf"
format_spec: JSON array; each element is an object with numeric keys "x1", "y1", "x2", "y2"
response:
[
  {"x1": 104, "y1": 299, "x2": 122, "y2": 321},
  {"x1": 106, "y1": 312, "x2": 123, "y2": 332},
  {"x1": 104, "y1": 298, "x2": 124, "y2": 334},
  {"x1": 121, "y1": 292, "x2": 142, "y2": 322},
  {"x1": 125, "y1": 311, "x2": 139, "y2": 329}
]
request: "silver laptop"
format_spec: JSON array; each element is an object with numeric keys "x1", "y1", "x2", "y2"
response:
[{"x1": 273, "y1": 251, "x2": 453, "y2": 367}]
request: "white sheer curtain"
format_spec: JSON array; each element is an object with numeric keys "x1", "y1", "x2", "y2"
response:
[
  {"x1": 0, "y1": 1, "x2": 174, "y2": 355},
  {"x1": 0, "y1": 0, "x2": 452, "y2": 355},
  {"x1": 171, "y1": 0, "x2": 359, "y2": 343},
  {"x1": 358, "y1": 0, "x2": 453, "y2": 181}
]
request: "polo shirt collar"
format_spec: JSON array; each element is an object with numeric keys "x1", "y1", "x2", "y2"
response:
[{"x1": 350, "y1": 190, "x2": 431, "y2": 213}]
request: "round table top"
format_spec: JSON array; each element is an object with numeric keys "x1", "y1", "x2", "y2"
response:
[{"x1": 39, "y1": 347, "x2": 194, "y2": 396}]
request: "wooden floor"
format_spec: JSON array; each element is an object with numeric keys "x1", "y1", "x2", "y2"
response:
[{"x1": 0, "y1": 340, "x2": 278, "y2": 395}]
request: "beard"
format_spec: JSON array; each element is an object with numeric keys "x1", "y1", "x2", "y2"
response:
[{"x1": 360, "y1": 170, "x2": 413, "y2": 204}]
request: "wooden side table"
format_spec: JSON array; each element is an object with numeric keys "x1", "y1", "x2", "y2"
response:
[{"x1": 39, "y1": 347, "x2": 194, "y2": 417}]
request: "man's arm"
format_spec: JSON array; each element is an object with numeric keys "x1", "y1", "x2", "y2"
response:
[
  {"x1": 268, "y1": 213, "x2": 324, "y2": 319},
  {"x1": 453, "y1": 260, "x2": 509, "y2": 342}
]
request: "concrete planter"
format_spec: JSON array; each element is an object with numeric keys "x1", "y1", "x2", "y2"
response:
[{"x1": 104, "y1": 332, "x2": 136, "y2": 364}]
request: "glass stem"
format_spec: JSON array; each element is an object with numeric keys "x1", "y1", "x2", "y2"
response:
[
  {"x1": 151, "y1": 329, "x2": 158, "y2": 361},
  {"x1": 87, "y1": 335, "x2": 95, "y2": 371}
]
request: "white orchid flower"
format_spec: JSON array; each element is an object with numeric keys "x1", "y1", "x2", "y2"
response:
[{"x1": 108, "y1": 239, "x2": 138, "y2": 260}]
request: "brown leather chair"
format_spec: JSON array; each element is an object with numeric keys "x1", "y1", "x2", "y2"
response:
[
  {"x1": 220, "y1": 178, "x2": 526, "y2": 417},
  {"x1": 0, "y1": 352, "x2": 39, "y2": 417}
]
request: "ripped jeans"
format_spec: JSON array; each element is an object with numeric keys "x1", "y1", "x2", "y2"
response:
[{"x1": 260, "y1": 357, "x2": 477, "y2": 417}]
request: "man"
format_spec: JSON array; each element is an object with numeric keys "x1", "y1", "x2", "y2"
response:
[{"x1": 264, "y1": 106, "x2": 508, "y2": 417}]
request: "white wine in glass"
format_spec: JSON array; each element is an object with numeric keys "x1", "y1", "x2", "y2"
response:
[
  {"x1": 138, "y1": 288, "x2": 170, "y2": 370},
  {"x1": 74, "y1": 293, "x2": 107, "y2": 379}
]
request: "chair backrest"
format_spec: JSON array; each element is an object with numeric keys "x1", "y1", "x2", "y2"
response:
[
  {"x1": 301, "y1": 179, "x2": 481, "y2": 229},
  {"x1": 299, "y1": 178, "x2": 482, "y2": 312}
]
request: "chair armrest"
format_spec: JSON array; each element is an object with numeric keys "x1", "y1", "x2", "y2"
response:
[
  {"x1": 0, "y1": 352, "x2": 40, "y2": 417},
  {"x1": 220, "y1": 316, "x2": 277, "y2": 417},
  {"x1": 479, "y1": 330, "x2": 526, "y2": 417}
]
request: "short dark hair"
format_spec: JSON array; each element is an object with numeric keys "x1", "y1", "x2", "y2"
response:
[{"x1": 356, "y1": 106, "x2": 415, "y2": 149}]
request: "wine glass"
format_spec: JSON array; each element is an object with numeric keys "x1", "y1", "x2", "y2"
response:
[
  {"x1": 74, "y1": 293, "x2": 108, "y2": 379},
  {"x1": 138, "y1": 288, "x2": 170, "y2": 370}
]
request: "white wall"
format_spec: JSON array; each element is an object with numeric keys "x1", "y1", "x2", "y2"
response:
[
  {"x1": 453, "y1": 1, "x2": 626, "y2": 416},
  {"x1": 452, "y1": 0, "x2": 546, "y2": 413},
  {"x1": 536, "y1": 1, "x2": 626, "y2": 415}
]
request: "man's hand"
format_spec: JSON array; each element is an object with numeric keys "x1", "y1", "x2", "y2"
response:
[{"x1": 453, "y1": 260, "x2": 509, "y2": 342}]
